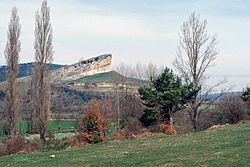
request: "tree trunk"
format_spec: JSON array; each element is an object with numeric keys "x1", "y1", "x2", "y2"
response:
[
  {"x1": 192, "y1": 112, "x2": 198, "y2": 132},
  {"x1": 40, "y1": 128, "x2": 46, "y2": 141},
  {"x1": 169, "y1": 116, "x2": 174, "y2": 127},
  {"x1": 193, "y1": 120, "x2": 197, "y2": 132},
  {"x1": 10, "y1": 124, "x2": 15, "y2": 140}
]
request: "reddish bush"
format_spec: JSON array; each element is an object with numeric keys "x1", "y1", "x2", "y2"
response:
[
  {"x1": 78, "y1": 100, "x2": 107, "y2": 144},
  {"x1": 111, "y1": 130, "x2": 127, "y2": 140},
  {"x1": 1, "y1": 136, "x2": 42, "y2": 156},
  {"x1": 67, "y1": 134, "x2": 85, "y2": 148},
  {"x1": 30, "y1": 138, "x2": 42, "y2": 151},
  {"x1": 99, "y1": 134, "x2": 105, "y2": 142},
  {"x1": 159, "y1": 124, "x2": 176, "y2": 135},
  {"x1": 6, "y1": 136, "x2": 27, "y2": 154},
  {"x1": 111, "y1": 128, "x2": 154, "y2": 140}
]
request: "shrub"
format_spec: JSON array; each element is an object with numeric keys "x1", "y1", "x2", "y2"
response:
[
  {"x1": 159, "y1": 123, "x2": 176, "y2": 135},
  {"x1": 110, "y1": 130, "x2": 127, "y2": 140},
  {"x1": 67, "y1": 135, "x2": 82, "y2": 148},
  {"x1": 174, "y1": 110, "x2": 222, "y2": 132},
  {"x1": 174, "y1": 111, "x2": 193, "y2": 134},
  {"x1": 0, "y1": 137, "x2": 42, "y2": 156},
  {"x1": 120, "y1": 116, "x2": 143, "y2": 135},
  {"x1": 46, "y1": 131, "x2": 55, "y2": 140},
  {"x1": 216, "y1": 96, "x2": 248, "y2": 124},
  {"x1": 0, "y1": 143, "x2": 8, "y2": 157},
  {"x1": 6, "y1": 136, "x2": 27, "y2": 154},
  {"x1": 43, "y1": 138, "x2": 68, "y2": 151},
  {"x1": 67, "y1": 133, "x2": 88, "y2": 148},
  {"x1": 30, "y1": 138, "x2": 42, "y2": 151},
  {"x1": 78, "y1": 100, "x2": 106, "y2": 144},
  {"x1": 111, "y1": 128, "x2": 156, "y2": 140},
  {"x1": 196, "y1": 112, "x2": 223, "y2": 131}
]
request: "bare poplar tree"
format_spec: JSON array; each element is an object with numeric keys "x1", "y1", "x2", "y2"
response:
[
  {"x1": 115, "y1": 63, "x2": 132, "y2": 122},
  {"x1": 132, "y1": 62, "x2": 145, "y2": 85},
  {"x1": 31, "y1": 0, "x2": 54, "y2": 141},
  {"x1": 173, "y1": 13, "x2": 219, "y2": 131},
  {"x1": 144, "y1": 63, "x2": 159, "y2": 82},
  {"x1": 4, "y1": 7, "x2": 21, "y2": 139}
]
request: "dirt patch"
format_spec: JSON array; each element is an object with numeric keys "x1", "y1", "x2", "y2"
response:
[{"x1": 208, "y1": 124, "x2": 229, "y2": 130}]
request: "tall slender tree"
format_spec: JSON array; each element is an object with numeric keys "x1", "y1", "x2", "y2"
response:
[
  {"x1": 4, "y1": 7, "x2": 21, "y2": 139},
  {"x1": 173, "y1": 13, "x2": 219, "y2": 131},
  {"x1": 31, "y1": 0, "x2": 54, "y2": 141}
]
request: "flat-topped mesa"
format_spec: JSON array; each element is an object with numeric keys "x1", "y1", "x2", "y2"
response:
[{"x1": 52, "y1": 54, "x2": 112, "y2": 81}]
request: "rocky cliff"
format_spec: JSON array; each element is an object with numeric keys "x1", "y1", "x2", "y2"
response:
[{"x1": 52, "y1": 54, "x2": 112, "y2": 82}]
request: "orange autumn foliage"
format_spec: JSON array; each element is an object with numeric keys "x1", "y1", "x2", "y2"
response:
[
  {"x1": 78, "y1": 100, "x2": 107, "y2": 144},
  {"x1": 159, "y1": 123, "x2": 176, "y2": 135}
]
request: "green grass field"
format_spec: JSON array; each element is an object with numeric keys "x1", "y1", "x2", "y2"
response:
[
  {"x1": 0, "y1": 120, "x2": 77, "y2": 140},
  {"x1": 0, "y1": 121, "x2": 249, "y2": 167},
  {"x1": 72, "y1": 71, "x2": 116, "y2": 83},
  {"x1": 69, "y1": 71, "x2": 146, "y2": 86},
  {"x1": 47, "y1": 120, "x2": 77, "y2": 132}
]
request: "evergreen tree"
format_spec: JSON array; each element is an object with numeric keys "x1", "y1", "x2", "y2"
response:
[
  {"x1": 241, "y1": 86, "x2": 250, "y2": 102},
  {"x1": 241, "y1": 86, "x2": 250, "y2": 109},
  {"x1": 138, "y1": 67, "x2": 199, "y2": 127}
]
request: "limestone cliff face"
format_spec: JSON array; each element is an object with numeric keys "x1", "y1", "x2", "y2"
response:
[{"x1": 52, "y1": 54, "x2": 112, "y2": 81}]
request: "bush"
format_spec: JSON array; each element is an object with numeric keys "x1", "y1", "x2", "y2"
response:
[
  {"x1": 0, "y1": 143, "x2": 8, "y2": 157},
  {"x1": 110, "y1": 128, "x2": 154, "y2": 140},
  {"x1": 67, "y1": 133, "x2": 87, "y2": 148},
  {"x1": 43, "y1": 138, "x2": 68, "y2": 151},
  {"x1": 30, "y1": 138, "x2": 42, "y2": 151},
  {"x1": 0, "y1": 136, "x2": 42, "y2": 157},
  {"x1": 78, "y1": 100, "x2": 106, "y2": 144},
  {"x1": 216, "y1": 96, "x2": 248, "y2": 124},
  {"x1": 196, "y1": 112, "x2": 223, "y2": 131},
  {"x1": 159, "y1": 123, "x2": 176, "y2": 135},
  {"x1": 6, "y1": 136, "x2": 27, "y2": 154},
  {"x1": 174, "y1": 112, "x2": 193, "y2": 134},
  {"x1": 174, "y1": 108, "x2": 228, "y2": 133},
  {"x1": 120, "y1": 117, "x2": 143, "y2": 134},
  {"x1": 110, "y1": 130, "x2": 127, "y2": 140}
]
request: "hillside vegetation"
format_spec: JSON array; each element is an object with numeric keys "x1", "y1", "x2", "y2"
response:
[
  {"x1": 0, "y1": 63, "x2": 65, "y2": 82},
  {"x1": 72, "y1": 71, "x2": 119, "y2": 83},
  {"x1": 0, "y1": 121, "x2": 249, "y2": 167},
  {"x1": 71, "y1": 71, "x2": 146, "y2": 85}
]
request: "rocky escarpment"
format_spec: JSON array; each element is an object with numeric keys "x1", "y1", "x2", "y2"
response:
[{"x1": 52, "y1": 54, "x2": 112, "y2": 82}]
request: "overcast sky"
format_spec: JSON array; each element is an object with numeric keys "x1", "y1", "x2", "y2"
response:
[{"x1": 0, "y1": 0, "x2": 250, "y2": 90}]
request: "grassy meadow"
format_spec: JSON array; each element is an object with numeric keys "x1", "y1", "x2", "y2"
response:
[
  {"x1": 0, "y1": 120, "x2": 77, "y2": 139},
  {"x1": 0, "y1": 121, "x2": 249, "y2": 167}
]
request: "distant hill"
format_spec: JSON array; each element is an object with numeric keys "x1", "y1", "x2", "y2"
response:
[
  {"x1": 203, "y1": 92, "x2": 243, "y2": 102},
  {"x1": 0, "y1": 63, "x2": 65, "y2": 82},
  {"x1": 70, "y1": 71, "x2": 146, "y2": 85}
]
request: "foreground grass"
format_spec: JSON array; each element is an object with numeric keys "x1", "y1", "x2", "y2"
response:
[{"x1": 0, "y1": 122, "x2": 249, "y2": 167}]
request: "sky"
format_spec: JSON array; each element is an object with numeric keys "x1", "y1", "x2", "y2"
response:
[{"x1": 0, "y1": 0, "x2": 250, "y2": 90}]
